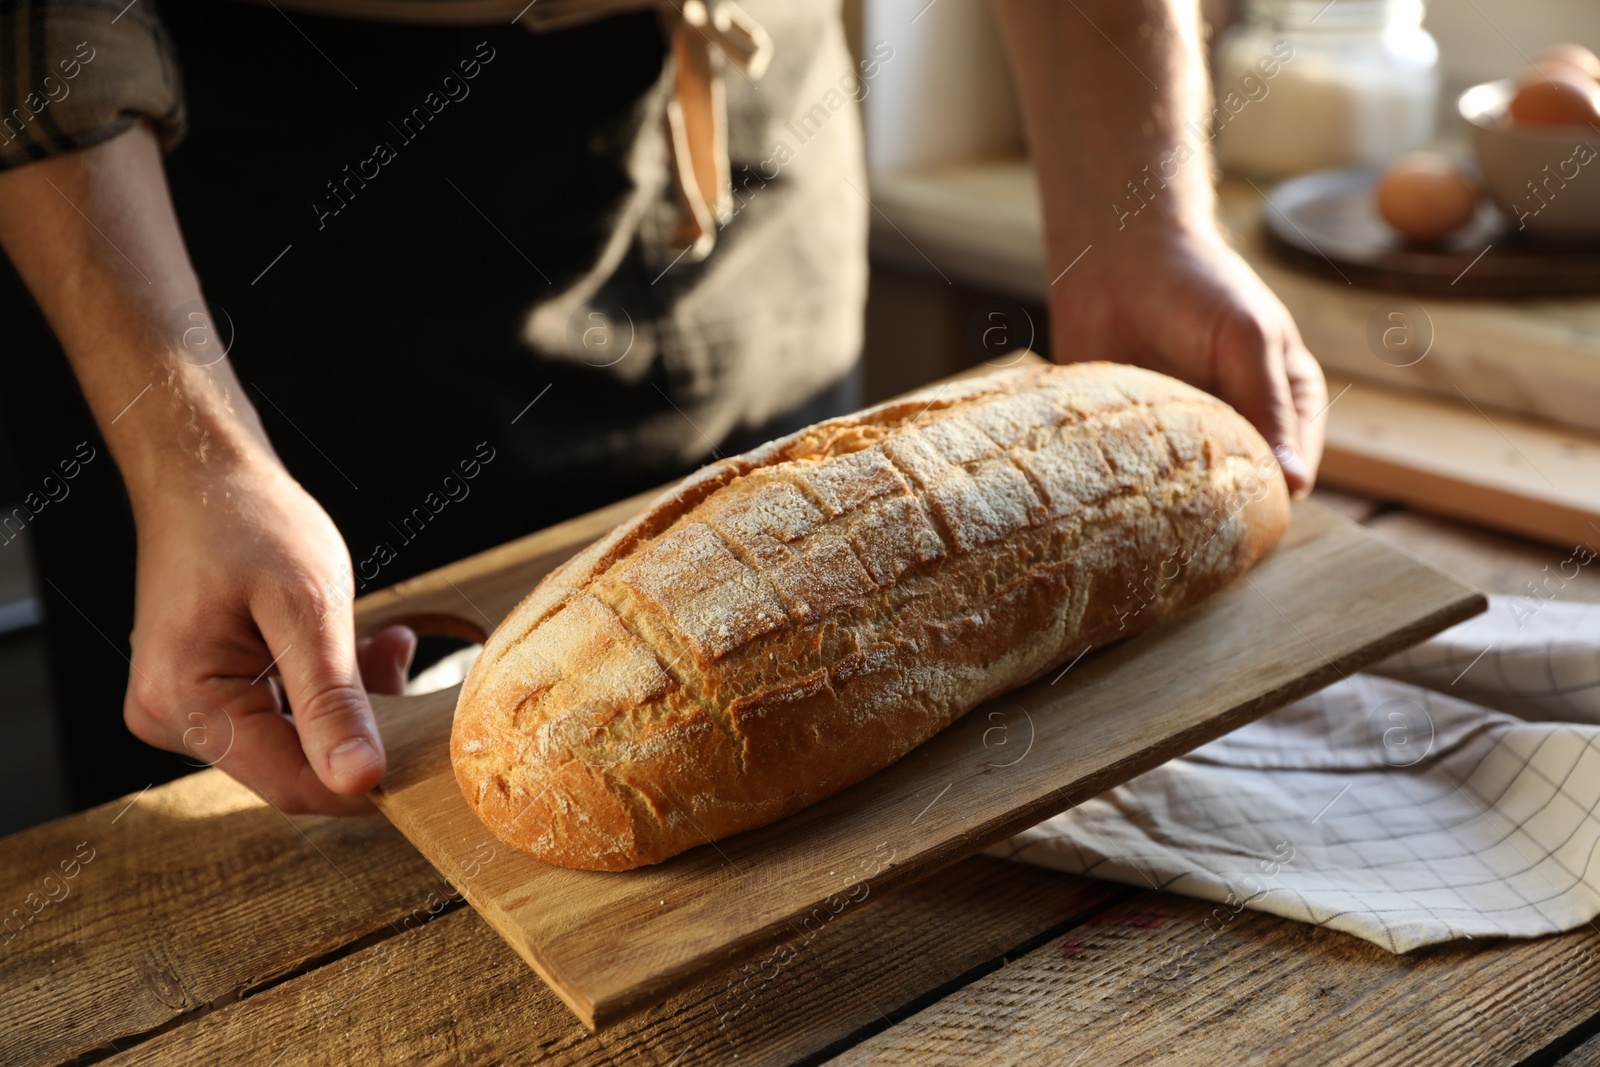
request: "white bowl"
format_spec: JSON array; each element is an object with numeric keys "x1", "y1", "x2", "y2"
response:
[{"x1": 1459, "y1": 79, "x2": 1600, "y2": 242}]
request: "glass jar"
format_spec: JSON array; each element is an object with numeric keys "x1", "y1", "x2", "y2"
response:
[{"x1": 1214, "y1": 0, "x2": 1439, "y2": 178}]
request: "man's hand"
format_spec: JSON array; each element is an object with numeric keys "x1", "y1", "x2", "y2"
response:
[
  {"x1": 1049, "y1": 229, "x2": 1326, "y2": 494},
  {"x1": 0, "y1": 123, "x2": 414, "y2": 814},
  {"x1": 123, "y1": 453, "x2": 416, "y2": 814},
  {"x1": 993, "y1": 0, "x2": 1326, "y2": 495}
]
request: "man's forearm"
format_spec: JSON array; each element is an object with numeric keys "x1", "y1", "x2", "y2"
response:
[
  {"x1": 0, "y1": 121, "x2": 274, "y2": 516},
  {"x1": 992, "y1": 0, "x2": 1214, "y2": 253}
]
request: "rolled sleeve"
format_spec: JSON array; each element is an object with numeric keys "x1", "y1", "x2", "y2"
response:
[{"x1": 0, "y1": 0, "x2": 185, "y2": 169}]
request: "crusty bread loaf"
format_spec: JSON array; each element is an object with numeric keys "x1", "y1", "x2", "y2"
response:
[{"x1": 451, "y1": 363, "x2": 1290, "y2": 870}]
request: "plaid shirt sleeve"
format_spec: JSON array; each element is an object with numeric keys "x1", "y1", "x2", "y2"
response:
[{"x1": 0, "y1": 0, "x2": 184, "y2": 169}]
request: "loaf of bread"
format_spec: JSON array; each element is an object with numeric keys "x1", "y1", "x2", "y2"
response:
[{"x1": 451, "y1": 363, "x2": 1290, "y2": 870}]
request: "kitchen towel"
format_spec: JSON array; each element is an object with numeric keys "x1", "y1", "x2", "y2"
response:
[{"x1": 986, "y1": 595, "x2": 1600, "y2": 952}]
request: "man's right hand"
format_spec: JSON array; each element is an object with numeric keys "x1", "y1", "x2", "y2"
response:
[
  {"x1": 0, "y1": 123, "x2": 420, "y2": 815},
  {"x1": 0, "y1": 123, "x2": 419, "y2": 814},
  {"x1": 123, "y1": 452, "x2": 417, "y2": 814}
]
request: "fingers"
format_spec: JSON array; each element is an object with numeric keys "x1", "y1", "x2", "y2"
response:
[
  {"x1": 357, "y1": 625, "x2": 417, "y2": 696},
  {"x1": 1213, "y1": 311, "x2": 1314, "y2": 497},
  {"x1": 124, "y1": 670, "x2": 375, "y2": 815},
  {"x1": 1285, "y1": 342, "x2": 1328, "y2": 483},
  {"x1": 254, "y1": 584, "x2": 387, "y2": 797},
  {"x1": 124, "y1": 606, "x2": 411, "y2": 811},
  {"x1": 211, "y1": 683, "x2": 377, "y2": 815}
]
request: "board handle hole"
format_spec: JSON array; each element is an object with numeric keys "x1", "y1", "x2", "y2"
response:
[{"x1": 364, "y1": 613, "x2": 488, "y2": 696}]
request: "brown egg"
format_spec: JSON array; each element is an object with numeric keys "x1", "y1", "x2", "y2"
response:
[
  {"x1": 1534, "y1": 43, "x2": 1600, "y2": 82},
  {"x1": 1375, "y1": 153, "x2": 1481, "y2": 241},
  {"x1": 1508, "y1": 73, "x2": 1600, "y2": 127}
]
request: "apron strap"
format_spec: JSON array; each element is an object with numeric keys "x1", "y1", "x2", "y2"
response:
[{"x1": 662, "y1": 0, "x2": 772, "y2": 262}]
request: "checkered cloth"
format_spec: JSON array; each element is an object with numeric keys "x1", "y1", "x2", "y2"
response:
[{"x1": 987, "y1": 596, "x2": 1600, "y2": 952}]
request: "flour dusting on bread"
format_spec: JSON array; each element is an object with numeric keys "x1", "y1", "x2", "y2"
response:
[{"x1": 451, "y1": 363, "x2": 1290, "y2": 870}]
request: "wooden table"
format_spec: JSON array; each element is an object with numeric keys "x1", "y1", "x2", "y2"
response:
[{"x1": 5, "y1": 488, "x2": 1599, "y2": 1067}]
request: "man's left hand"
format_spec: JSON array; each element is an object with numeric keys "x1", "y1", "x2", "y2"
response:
[{"x1": 1047, "y1": 225, "x2": 1327, "y2": 497}]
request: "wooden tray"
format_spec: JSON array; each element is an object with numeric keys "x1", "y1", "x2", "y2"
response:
[
  {"x1": 1261, "y1": 166, "x2": 1600, "y2": 297},
  {"x1": 355, "y1": 489, "x2": 1483, "y2": 1029}
]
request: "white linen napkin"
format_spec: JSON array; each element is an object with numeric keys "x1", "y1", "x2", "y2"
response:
[{"x1": 987, "y1": 596, "x2": 1600, "y2": 952}]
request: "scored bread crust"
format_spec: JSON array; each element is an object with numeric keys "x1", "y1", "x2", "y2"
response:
[{"x1": 450, "y1": 363, "x2": 1290, "y2": 871}]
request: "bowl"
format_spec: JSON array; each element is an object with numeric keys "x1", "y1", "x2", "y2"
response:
[{"x1": 1459, "y1": 79, "x2": 1600, "y2": 242}]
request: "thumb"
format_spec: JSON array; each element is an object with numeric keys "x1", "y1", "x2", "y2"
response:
[{"x1": 258, "y1": 591, "x2": 387, "y2": 795}]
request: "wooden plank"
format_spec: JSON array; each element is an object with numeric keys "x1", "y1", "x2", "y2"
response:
[
  {"x1": 1560, "y1": 1030, "x2": 1600, "y2": 1065},
  {"x1": 826, "y1": 890, "x2": 1600, "y2": 1066},
  {"x1": 1320, "y1": 373, "x2": 1600, "y2": 550},
  {"x1": 1309, "y1": 485, "x2": 1384, "y2": 525},
  {"x1": 0, "y1": 773, "x2": 448, "y2": 1067},
  {"x1": 1364, "y1": 509, "x2": 1600, "y2": 604},
  {"x1": 97, "y1": 858, "x2": 1130, "y2": 1066},
  {"x1": 366, "y1": 499, "x2": 1484, "y2": 1030}
]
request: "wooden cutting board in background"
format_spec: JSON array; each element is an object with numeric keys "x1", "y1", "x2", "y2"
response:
[{"x1": 357, "y1": 488, "x2": 1483, "y2": 1030}]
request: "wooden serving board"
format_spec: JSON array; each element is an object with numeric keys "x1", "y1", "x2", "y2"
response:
[{"x1": 357, "y1": 488, "x2": 1483, "y2": 1030}]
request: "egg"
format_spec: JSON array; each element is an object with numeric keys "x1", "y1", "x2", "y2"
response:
[
  {"x1": 1508, "y1": 73, "x2": 1600, "y2": 128},
  {"x1": 1534, "y1": 43, "x2": 1600, "y2": 83},
  {"x1": 1375, "y1": 153, "x2": 1481, "y2": 241}
]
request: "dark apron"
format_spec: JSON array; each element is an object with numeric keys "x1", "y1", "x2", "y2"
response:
[{"x1": 0, "y1": 0, "x2": 865, "y2": 809}]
